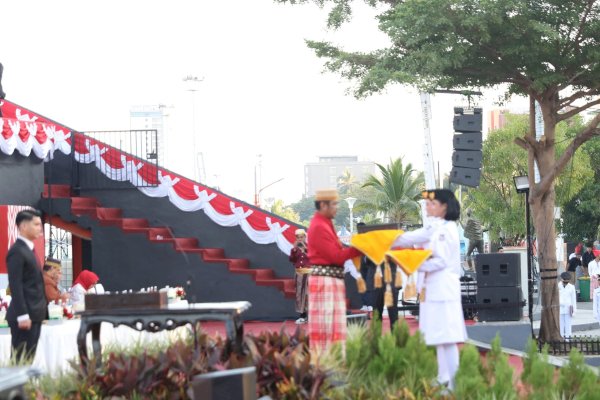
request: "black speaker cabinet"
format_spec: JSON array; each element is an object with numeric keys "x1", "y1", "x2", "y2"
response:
[
  {"x1": 189, "y1": 367, "x2": 257, "y2": 400},
  {"x1": 475, "y1": 253, "x2": 521, "y2": 287},
  {"x1": 452, "y1": 150, "x2": 482, "y2": 169},
  {"x1": 449, "y1": 166, "x2": 481, "y2": 188},
  {"x1": 476, "y1": 286, "x2": 523, "y2": 322}
]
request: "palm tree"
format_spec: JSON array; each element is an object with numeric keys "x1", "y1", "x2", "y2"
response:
[
  {"x1": 337, "y1": 169, "x2": 358, "y2": 194},
  {"x1": 360, "y1": 158, "x2": 424, "y2": 224}
]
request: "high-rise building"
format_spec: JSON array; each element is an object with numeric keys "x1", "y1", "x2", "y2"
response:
[
  {"x1": 129, "y1": 105, "x2": 168, "y2": 167},
  {"x1": 304, "y1": 156, "x2": 376, "y2": 196}
]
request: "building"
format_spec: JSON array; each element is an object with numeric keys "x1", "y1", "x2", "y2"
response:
[
  {"x1": 304, "y1": 156, "x2": 376, "y2": 196},
  {"x1": 129, "y1": 105, "x2": 168, "y2": 167},
  {"x1": 488, "y1": 109, "x2": 508, "y2": 132}
]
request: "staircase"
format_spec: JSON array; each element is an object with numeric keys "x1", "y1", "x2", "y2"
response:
[{"x1": 44, "y1": 184, "x2": 295, "y2": 299}]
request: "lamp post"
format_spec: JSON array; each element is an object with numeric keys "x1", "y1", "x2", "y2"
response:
[
  {"x1": 183, "y1": 75, "x2": 204, "y2": 181},
  {"x1": 345, "y1": 197, "x2": 357, "y2": 233},
  {"x1": 255, "y1": 178, "x2": 285, "y2": 207},
  {"x1": 514, "y1": 175, "x2": 534, "y2": 336}
]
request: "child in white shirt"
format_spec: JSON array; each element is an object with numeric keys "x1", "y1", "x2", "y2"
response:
[{"x1": 559, "y1": 271, "x2": 577, "y2": 337}]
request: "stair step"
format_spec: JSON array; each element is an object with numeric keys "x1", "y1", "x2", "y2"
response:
[
  {"x1": 226, "y1": 259, "x2": 250, "y2": 269},
  {"x1": 98, "y1": 218, "x2": 122, "y2": 227},
  {"x1": 148, "y1": 227, "x2": 173, "y2": 240},
  {"x1": 43, "y1": 184, "x2": 71, "y2": 198},
  {"x1": 95, "y1": 207, "x2": 122, "y2": 220},
  {"x1": 71, "y1": 197, "x2": 99, "y2": 208},
  {"x1": 256, "y1": 279, "x2": 293, "y2": 291},
  {"x1": 121, "y1": 218, "x2": 149, "y2": 229},
  {"x1": 200, "y1": 248, "x2": 225, "y2": 259},
  {"x1": 173, "y1": 238, "x2": 199, "y2": 249},
  {"x1": 231, "y1": 268, "x2": 274, "y2": 280},
  {"x1": 71, "y1": 206, "x2": 97, "y2": 216}
]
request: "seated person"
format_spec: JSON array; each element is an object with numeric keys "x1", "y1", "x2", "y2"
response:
[
  {"x1": 70, "y1": 270, "x2": 100, "y2": 304},
  {"x1": 43, "y1": 258, "x2": 69, "y2": 304}
]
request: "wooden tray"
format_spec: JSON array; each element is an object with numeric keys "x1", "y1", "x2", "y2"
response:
[{"x1": 85, "y1": 291, "x2": 168, "y2": 310}]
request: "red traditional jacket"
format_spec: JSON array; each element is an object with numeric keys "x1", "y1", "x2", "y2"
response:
[{"x1": 307, "y1": 212, "x2": 361, "y2": 267}]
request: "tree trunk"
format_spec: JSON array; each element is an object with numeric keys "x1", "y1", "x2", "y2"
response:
[{"x1": 532, "y1": 112, "x2": 561, "y2": 342}]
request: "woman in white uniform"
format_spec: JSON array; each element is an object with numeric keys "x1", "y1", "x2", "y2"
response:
[{"x1": 393, "y1": 189, "x2": 466, "y2": 389}]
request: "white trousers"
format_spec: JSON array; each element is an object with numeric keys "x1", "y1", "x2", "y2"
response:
[
  {"x1": 436, "y1": 344, "x2": 459, "y2": 389},
  {"x1": 560, "y1": 313, "x2": 572, "y2": 337}
]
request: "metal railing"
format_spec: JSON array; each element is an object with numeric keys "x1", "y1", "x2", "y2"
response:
[
  {"x1": 540, "y1": 336, "x2": 600, "y2": 356},
  {"x1": 73, "y1": 130, "x2": 159, "y2": 190}
]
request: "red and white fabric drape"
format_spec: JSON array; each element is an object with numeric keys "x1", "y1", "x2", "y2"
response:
[{"x1": 0, "y1": 100, "x2": 296, "y2": 255}]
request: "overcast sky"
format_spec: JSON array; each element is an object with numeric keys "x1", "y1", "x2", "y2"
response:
[{"x1": 2, "y1": 0, "x2": 529, "y2": 204}]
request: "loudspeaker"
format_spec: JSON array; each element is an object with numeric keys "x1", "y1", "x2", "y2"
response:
[
  {"x1": 476, "y1": 286, "x2": 523, "y2": 322},
  {"x1": 475, "y1": 253, "x2": 521, "y2": 287},
  {"x1": 189, "y1": 367, "x2": 257, "y2": 400},
  {"x1": 453, "y1": 107, "x2": 482, "y2": 132},
  {"x1": 452, "y1": 150, "x2": 482, "y2": 169},
  {"x1": 453, "y1": 132, "x2": 483, "y2": 150},
  {"x1": 450, "y1": 167, "x2": 481, "y2": 188}
]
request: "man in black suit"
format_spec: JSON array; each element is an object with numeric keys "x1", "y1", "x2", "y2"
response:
[{"x1": 6, "y1": 209, "x2": 46, "y2": 361}]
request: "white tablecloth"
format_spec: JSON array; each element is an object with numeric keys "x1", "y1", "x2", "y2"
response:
[{"x1": 0, "y1": 319, "x2": 191, "y2": 375}]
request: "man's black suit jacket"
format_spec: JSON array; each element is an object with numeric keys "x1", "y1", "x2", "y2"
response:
[{"x1": 6, "y1": 239, "x2": 47, "y2": 323}]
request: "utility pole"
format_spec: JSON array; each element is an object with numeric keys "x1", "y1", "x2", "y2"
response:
[{"x1": 183, "y1": 75, "x2": 204, "y2": 182}]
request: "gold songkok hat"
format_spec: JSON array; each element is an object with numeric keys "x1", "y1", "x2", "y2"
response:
[{"x1": 315, "y1": 189, "x2": 339, "y2": 201}]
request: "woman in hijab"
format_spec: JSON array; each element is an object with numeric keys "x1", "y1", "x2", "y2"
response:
[{"x1": 70, "y1": 270, "x2": 100, "y2": 304}]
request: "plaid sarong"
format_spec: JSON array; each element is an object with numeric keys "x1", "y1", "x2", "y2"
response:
[{"x1": 308, "y1": 275, "x2": 346, "y2": 352}]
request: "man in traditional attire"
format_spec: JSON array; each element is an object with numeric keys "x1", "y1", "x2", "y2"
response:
[
  {"x1": 307, "y1": 189, "x2": 361, "y2": 352},
  {"x1": 289, "y1": 228, "x2": 310, "y2": 324},
  {"x1": 42, "y1": 258, "x2": 68, "y2": 304}
]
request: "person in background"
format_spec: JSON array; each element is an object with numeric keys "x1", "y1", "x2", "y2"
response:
[
  {"x1": 70, "y1": 270, "x2": 100, "y2": 304},
  {"x1": 42, "y1": 258, "x2": 69, "y2": 304},
  {"x1": 567, "y1": 253, "x2": 582, "y2": 288},
  {"x1": 6, "y1": 209, "x2": 46, "y2": 361},
  {"x1": 463, "y1": 209, "x2": 483, "y2": 271},
  {"x1": 289, "y1": 228, "x2": 310, "y2": 324},
  {"x1": 393, "y1": 189, "x2": 466, "y2": 390},
  {"x1": 558, "y1": 271, "x2": 577, "y2": 338},
  {"x1": 582, "y1": 242, "x2": 595, "y2": 277},
  {"x1": 588, "y1": 252, "x2": 600, "y2": 301},
  {"x1": 356, "y1": 222, "x2": 374, "y2": 313}
]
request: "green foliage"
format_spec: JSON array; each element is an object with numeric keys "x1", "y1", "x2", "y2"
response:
[
  {"x1": 557, "y1": 348, "x2": 600, "y2": 400},
  {"x1": 522, "y1": 341, "x2": 556, "y2": 400},
  {"x1": 454, "y1": 344, "x2": 487, "y2": 399},
  {"x1": 326, "y1": 319, "x2": 440, "y2": 398},
  {"x1": 270, "y1": 199, "x2": 301, "y2": 223},
  {"x1": 559, "y1": 136, "x2": 600, "y2": 242},
  {"x1": 361, "y1": 158, "x2": 424, "y2": 224},
  {"x1": 465, "y1": 114, "x2": 591, "y2": 241},
  {"x1": 486, "y1": 336, "x2": 517, "y2": 400}
]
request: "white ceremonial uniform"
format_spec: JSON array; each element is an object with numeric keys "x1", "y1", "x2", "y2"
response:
[
  {"x1": 558, "y1": 282, "x2": 576, "y2": 337},
  {"x1": 393, "y1": 217, "x2": 467, "y2": 345}
]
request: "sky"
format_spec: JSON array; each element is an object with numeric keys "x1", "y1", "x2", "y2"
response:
[{"x1": 2, "y1": 0, "x2": 530, "y2": 205}]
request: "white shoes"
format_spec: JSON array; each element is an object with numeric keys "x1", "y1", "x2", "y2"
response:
[
  {"x1": 360, "y1": 306, "x2": 374, "y2": 312},
  {"x1": 295, "y1": 317, "x2": 307, "y2": 324}
]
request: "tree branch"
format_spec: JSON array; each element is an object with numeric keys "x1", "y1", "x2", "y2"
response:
[
  {"x1": 557, "y1": 97, "x2": 600, "y2": 122},
  {"x1": 559, "y1": 84, "x2": 600, "y2": 108},
  {"x1": 535, "y1": 112, "x2": 600, "y2": 198}
]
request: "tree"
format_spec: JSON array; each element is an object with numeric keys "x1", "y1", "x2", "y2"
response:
[
  {"x1": 337, "y1": 169, "x2": 359, "y2": 194},
  {"x1": 277, "y1": 0, "x2": 600, "y2": 341},
  {"x1": 361, "y1": 158, "x2": 424, "y2": 224},
  {"x1": 559, "y1": 130, "x2": 600, "y2": 242},
  {"x1": 466, "y1": 114, "x2": 591, "y2": 242},
  {"x1": 270, "y1": 199, "x2": 301, "y2": 223}
]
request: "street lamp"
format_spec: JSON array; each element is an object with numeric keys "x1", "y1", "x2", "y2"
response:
[
  {"x1": 255, "y1": 178, "x2": 285, "y2": 207},
  {"x1": 345, "y1": 197, "x2": 357, "y2": 233},
  {"x1": 513, "y1": 175, "x2": 534, "y2": 335},
  {"x1": 183, "y1": 75, "x2": 204, "y2": 181}
]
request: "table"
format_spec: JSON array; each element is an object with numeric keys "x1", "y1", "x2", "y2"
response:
[
  {"x1": 77, "y1": 301, "x2": 252, "y2": 367},
  {"x1": 0, "y1": 320, "x2": 190, "y2": 375}
]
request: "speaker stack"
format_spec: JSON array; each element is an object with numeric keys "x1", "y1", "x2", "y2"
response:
[{"x1": 475, "y1": 253, "x2": 523, "y2": 322}]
